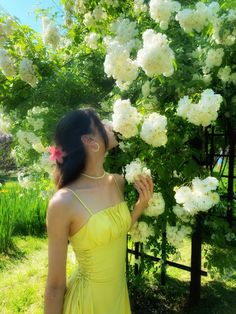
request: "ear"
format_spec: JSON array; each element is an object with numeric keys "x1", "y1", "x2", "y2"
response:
[{"x1": 81, "y1": 134, "x2": 93, "y2": 145}]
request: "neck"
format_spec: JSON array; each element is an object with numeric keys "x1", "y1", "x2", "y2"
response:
[{"x1": 82, "y1": 154, "x2": 105, "y2": 177}]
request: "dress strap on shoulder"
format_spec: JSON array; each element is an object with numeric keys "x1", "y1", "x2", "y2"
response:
[
  {"x1": 64, "y1": 187, "x2": 94, "y2": 216},
  {"x1": 112, "y1": 174, "x2": 124, "y2": 199}
]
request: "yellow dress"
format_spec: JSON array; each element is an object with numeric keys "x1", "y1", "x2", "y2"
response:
[{"x1": 62, "y1": 176, "x2": 132, "y2": 314}]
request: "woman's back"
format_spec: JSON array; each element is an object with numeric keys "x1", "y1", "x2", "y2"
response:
[{"x1": 62, "y1": 174, "x2": 132, "y2": 314}]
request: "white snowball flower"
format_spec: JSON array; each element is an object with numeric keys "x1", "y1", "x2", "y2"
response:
[
  {"x1": 39, "y1": 151, "x2": 55, "y2": 174},
  {"x1": 0, "y1": 111, "x2": 11, "y2": 133},
  {"x1": 149, "y1": 0, "x2": 181, "y2": 30},
  {"x1": 176, "y1": 96, "x2": 191, "y2": 118},
  {"x1": 112, "y1": 98, "x2": 141, "y2": 138},
  {"x1": 140, "y1": 112, "x2": 168, "y2": 147},
  {"x1": 26, "y1": 117, "x2": 44, "y2": 131},
  {"x1": 176, "y1": 2, "x2": 219, "y2": 33},
  {"x1": 42, "y1": 17, "x2": 60, "y2": 49},
  {"x1": 83, "y1": 12, "x2": 95, "y2": 27},
  {"x1": 176, "y1": 89, "x2": 223, "y2": 127},
  {"x1": 93, "y1": 5, "x2": 107, "y2": 21},
  {"x1": 109, "y1": 18, "x2": 138, "y2": 46},
  {"x1": 19, "y1": 58, "x2": 38, "y2": 87},
  {"x1": 167, "y1": 224, "x2": 192, "y2": 248},
  {"x1": 84, "y1": 32, "x2": 99, "y2": 49},
  {"x1": 17, "y1": 172, "x2": 34, "y2": 189},
  {"x1": 0, "y1": 49, "x2": 16, "y2": 78},
  {"x1": 217, "y1": 66, "x2": 232, "y2": 83},
  {"x1": 16, "y1": 130, "x2": 42, "y2": 150},
  {"x1": 172, "y1": 204, "x2": 193, "y2": 222},
  {"x1": 134, "y1": 0, "x2": 148, "y2": 15},
  {"x1": 74, "y1": 0, "x2": 86, "y2": 14},
  {"x1": 129, "y1": 221, "x2": 155, "y2": 243},
  {"x1": 104, "y1": 40, "x2": 138, "y2": 90},
  {"x1": 137, "y1": 29, "x2": 175, "y2": 77},
  {"x1": 174, "y1": 186, "x2": 192, "y2": 204},
  {"x1": 144, "y1": 192, "x2": 165, "y2": 217},
  {"x1": 125, "y1": 158, "x2": 151, "y2": 183},
  {"x1": 204, "y1": 48, "x2": 224, "y2": 73},
  {"x1": 174, "y1": 176, "x2": 220, "y2": 215}
]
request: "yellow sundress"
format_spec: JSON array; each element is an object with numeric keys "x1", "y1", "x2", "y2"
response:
[{"x1": 62, "y1": 175, "x2": 132, "y2": 314}]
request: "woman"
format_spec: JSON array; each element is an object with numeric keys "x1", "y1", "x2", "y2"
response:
[{"x1": 44, "y1": 108, "x2": 154, "y2": 314}]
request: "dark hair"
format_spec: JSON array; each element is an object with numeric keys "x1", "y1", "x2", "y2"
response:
[{"x1": 53, "y1": 108, "x2": 109, "y2": 190}]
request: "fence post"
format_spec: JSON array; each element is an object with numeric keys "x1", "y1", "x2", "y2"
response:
[
  {"x1": 190, "y1": 214, "x2": 202, "y2": 305},
  {"x1": 161, "y1": 230, "x2": 167, "y2": 285},
  {"x1": 227, "y1": 126, "x2": 235, "y2": 228},
  {"x1": 134, "y1": 242, "x2": 140, "y2": 275}
]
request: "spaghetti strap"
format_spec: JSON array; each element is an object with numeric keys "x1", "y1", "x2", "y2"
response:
[
  {"x1": 64, "y1": 187, "x2": 94, "y2": 216},
  {"x1": 112, "y1": 174, "x2": 124, "y2": 199}
]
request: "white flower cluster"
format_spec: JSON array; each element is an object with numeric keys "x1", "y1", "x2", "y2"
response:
[
  {"x1": 166, "y1": 224, "x2": 192, "y2": 248},
  {"x1": 217, "y1": 66, "x2": 236, "y2": 85},
  {"x1": 42, "y1": 17, "x2": 60, "y2": 49},
  {"x1": 129, "y1": 221, "x2": 155, "y2": 243},
  {"x1": 0, "y1": 111, "x2": 11, "y2": 133},
  {"x1": 104, "y1": 18, "x2": 140, "y2": 89},
  {"x1": 176, "y1": 89, "x2": 223, "y2": 127},
  {"x1": 212, "y1": 9, "x2": 236, "y2": 46},
  {"x1": 176, "y1": 1, "x2": 220, "y2": 33},
  {"x1": 143, "y1": 192, "x2": 165, "y2": 217},
  {"x1": 173, "y1": 204, "x2": 193, "y2": 223},
  {"x1": 0, "y1": 49, "x2": 16, "y2": 78},
  {"x1": 19, "y1": 58, "x2": 38, "y2": 87},
  {"x1": 84, "y1": 32, "x2": 99, "y2": 49},
  {"x1": 93, "y1": 5, "x2": 107, "y2": 21},
  {"x1": 140, "y1": 112, "x2": 168, "y2": 147},
  {"x1": 174, "y1": 176, "x2": 220, "y2": 215},
  {"x1": 112, "y1": 99, "x2": 141, "y2": 138},
  {"x1": 141, "y1": 80, "x2": 157, "y2": 98},
  {"x1": 125, "y1": 158, "x2": 151, "y2": 184},
  {"x1": 28, "y1": 106, "x2": 49, "y2": 115},
  {"x1": 83, "y1": 5, "x2": 107, "y2": 27},
  {"x1": 16, "y1": 130, "x2": 44, "y2": 152},
  {"x1": 104, "y1": 39, "x2": 138, "y2": 90},
  {"x1": 74, "y1": 0, "x2": 86, "y2": 14},
  {"x1": 26, "y1": 116, "x2": 44, "y2": 131},
  {"x1": 0, "y1": 18, "x2": 14, "y2": 43},
  {"x1": 134, "y1": 0, "x2": 148, "y2": 15},
  {"x1": 17, "y1": 173, "x2": 32, "y2": 189},
  {"x1": 38, "y1": 151, "x2": 55, "y2": 174},
  {"x1": 204, "y1": 48, "x2": 224, "y2": 73},
  {"x1": 149, "y1": 0, "x2": 181, "y2": 30},
  {"x1": 137, "y1": 29, "x2": 175, "y2": 77},
  {"x1": 109, "y1": 18, "x2": 139, "y2": 48}
]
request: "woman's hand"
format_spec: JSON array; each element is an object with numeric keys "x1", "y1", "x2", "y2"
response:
[{"x1": 133, "y1": 174, "x2": 154, "y2": 211}]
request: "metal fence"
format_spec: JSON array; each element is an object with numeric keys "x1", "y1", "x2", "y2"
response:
[{"x1": 126, "y1": 124, "x2": 235, "y2": 306}]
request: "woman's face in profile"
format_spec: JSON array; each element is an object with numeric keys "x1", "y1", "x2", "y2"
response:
[{"x1": 103, "y1": 122, "x2": 119, "y2": 150}]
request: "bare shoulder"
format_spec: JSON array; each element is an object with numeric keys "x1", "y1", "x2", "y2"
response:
[
  {"x1": 46, "y1": 188, "x2": 74, "y2": 227},
  {"x1": 111, "y1": 172, "x2": 125, "y2": 192}
]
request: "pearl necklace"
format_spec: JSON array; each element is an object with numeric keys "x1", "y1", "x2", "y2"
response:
[{"x1": 81, "y1": 170, "x2": 106, "y2": 179}]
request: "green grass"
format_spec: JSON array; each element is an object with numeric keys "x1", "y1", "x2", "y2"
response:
[{"x1": 0, "y1": 236, "x2": 235, "y2": 314}]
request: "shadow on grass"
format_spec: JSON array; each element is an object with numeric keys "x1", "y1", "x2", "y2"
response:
[
  {"x1": 0, "y1": 241, "x2": 26, "y2": 271},
  {"x1": 128, "y1": 272, "x2": 236, "y2": 314}
]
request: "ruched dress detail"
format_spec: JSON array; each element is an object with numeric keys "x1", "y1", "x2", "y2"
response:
[{"x1": 62, "y1": 176, "x2": 132, "y2": 314}]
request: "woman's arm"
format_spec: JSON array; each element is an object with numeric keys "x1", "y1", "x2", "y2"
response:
[{"x1": 44, "y1": 196, "x2": 71, "y2": 314}]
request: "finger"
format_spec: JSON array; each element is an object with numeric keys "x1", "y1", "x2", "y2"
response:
[
  {"x1": 138, "y1": 177, "x2": 150, "y2": 191},
  {"x1": 146, "y1": 176, "x2": 154, "y2": 193}
]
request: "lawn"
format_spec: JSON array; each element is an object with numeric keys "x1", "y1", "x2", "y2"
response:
[{"x1": 0, "y1": 235, "x2": 235, "y2": 313}]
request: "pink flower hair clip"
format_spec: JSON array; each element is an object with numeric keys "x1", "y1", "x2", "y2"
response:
[{"x1": 48, "y1": 146, "x2": 67, "y2": 164}]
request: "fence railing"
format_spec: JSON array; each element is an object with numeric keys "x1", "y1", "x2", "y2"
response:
[{"x1": 126, "y1": 124, "x2": 235, "y2": 306}]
